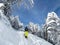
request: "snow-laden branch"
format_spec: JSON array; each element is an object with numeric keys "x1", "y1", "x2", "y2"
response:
[{"x1": 0, "y1": 0, "x2": 34, "y2": 8}]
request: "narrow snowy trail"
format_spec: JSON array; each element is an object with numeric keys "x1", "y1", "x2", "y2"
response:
[{"x1": 18, "y1": 31, "x2": 52, "y2": 45}]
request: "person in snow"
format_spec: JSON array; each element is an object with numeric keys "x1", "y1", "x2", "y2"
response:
[{"x1": 24, "y1": 27, "x2": 29, "y2": 38}]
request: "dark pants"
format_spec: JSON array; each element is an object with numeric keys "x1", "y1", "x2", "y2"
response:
[{"x1": 25, "y1": 36, "x2": 28, "y2": 38}]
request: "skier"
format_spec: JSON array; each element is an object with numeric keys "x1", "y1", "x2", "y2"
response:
[{"x1": 24, "y1": 27, "x2": 29, "y2": 38}]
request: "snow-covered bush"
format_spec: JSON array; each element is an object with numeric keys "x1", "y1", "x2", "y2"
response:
[
  {"x1": 9, "y1": 15, "x2": 23, "y2": 30},
  {"x1": 27, "y1": 22, "x2": 40, "y2": 34}
]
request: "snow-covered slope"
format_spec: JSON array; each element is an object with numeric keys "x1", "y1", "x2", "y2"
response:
[{"x1": 0, "y1": 4, "x2": 52, "y2": 45}]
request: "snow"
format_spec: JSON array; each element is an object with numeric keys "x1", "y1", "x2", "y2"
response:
[
  {"x1": 0, "y1": 6, "x2": 52, "y2": 45},
  {"x1": 43, "y1": 12, "x2": 60, "y2": 45},
  {"x1": 47, "y1": 20, "x2": 56, "y2": 24},
  {"x1": 0, "y1": 3, "x2": 4, "y2": 7},
  {"x1": 47, "y1": 27, "x2": 53, "y2": 30},
  {"x1": 46, "y1": 12, "x2": 59, "y2": 24},
  {"x1": 27, "y1": 22, "x2": 40, "y2": 33}
]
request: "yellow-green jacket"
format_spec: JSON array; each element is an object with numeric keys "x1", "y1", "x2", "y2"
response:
[{"x1": 24, "y1": 31, "x2": 29, "y2": 37}]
